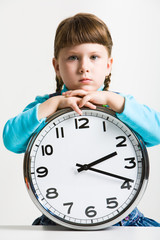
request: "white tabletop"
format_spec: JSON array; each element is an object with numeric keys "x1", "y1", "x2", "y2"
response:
[{"x1": 0, "y1": 226, "x2": 160, "y2": 240}]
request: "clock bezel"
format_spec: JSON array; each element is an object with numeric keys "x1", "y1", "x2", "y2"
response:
[{"x1": 24, "y1": 106, "x2": 149, "y2": 230}]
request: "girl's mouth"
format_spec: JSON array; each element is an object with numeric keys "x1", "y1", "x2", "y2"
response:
[{"x1": 79, "y1": 78, "x2": 92, "y2": 83}]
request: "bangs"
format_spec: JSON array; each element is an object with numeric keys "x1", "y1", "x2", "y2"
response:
[{"x1": 54, "y1": 13, "x2": 113, "y2": 58}]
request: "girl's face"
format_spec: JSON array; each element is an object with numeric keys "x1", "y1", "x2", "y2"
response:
[{"x1": 53, "y1": 43, "x2": 113, "y2": 91}]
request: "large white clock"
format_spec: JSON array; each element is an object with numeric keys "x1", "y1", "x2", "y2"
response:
[{"x1": 24, "y1": 106, "x2": 149, "y2": 230}]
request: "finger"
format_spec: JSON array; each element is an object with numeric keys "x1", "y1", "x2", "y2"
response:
[
  {"x1": 83, "y1": 101, "x2": 97, "y2": 110},
  {"x1": 62, "y1": 91, "x2": 72, "y2": 96},
  {"x1": 63, "y1": 89, "x2": 88, "y2": 97},
  {"x1": 79, "y1": 95, "x2": 92, "y2": 108},
  {"x1": 71, "y1": 103, "x2": 83, "y2": 116}
]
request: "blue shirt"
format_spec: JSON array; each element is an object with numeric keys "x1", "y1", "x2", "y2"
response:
[{"x1": 3, "y1": 89, "x2": 160, "y2": 153}]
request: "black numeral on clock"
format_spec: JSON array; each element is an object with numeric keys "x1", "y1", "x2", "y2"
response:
[
  {"x1": 106, "y1": 197, "x2": 118, "y2": 209},
  {"x1": 46, "y1": 188, "x2": 58, "y2": 199},
  {"x1": 56, "y1": 127, "x2": 64, "y2": 138},
  {"x1": 102, "y1": 121, "x2": 107, "y2": 132},
  {"x1": 63, "y1": 202, "x2": 73, "y2": 214},
  {"x1": 41, "y1": 145, "x2": 53, "y2": 156},
  {"x1": 36, "y1": 166, "x2": 48, "y2": 177},
  {"x1": 116, "y1": 136, "x2": 127, "y2": 147},
  {"x1": 124, "y1": 157, "x2": 136, "y2": 169},
  {"x1": 75, "y1": 118, "x2": 89, "y2": 129},
  {"x1": 85, "y1": 206, "x2": 97, "y2": 218},
  {"x1": 121, "y1": 180, "x2": 133, "y2": 190}
]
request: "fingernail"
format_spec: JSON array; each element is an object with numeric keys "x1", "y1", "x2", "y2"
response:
[{"x1": 79, "y1": 110, "x2": 83, "y2": 116}]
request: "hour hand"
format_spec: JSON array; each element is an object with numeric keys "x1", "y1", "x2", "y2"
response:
[{"x1": 76, "y1": 151, "x2": 117, "y2": 172}]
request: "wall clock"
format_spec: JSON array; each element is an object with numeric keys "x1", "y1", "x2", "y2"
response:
[{"x1": 24, "y1": 106, "x2": 149, "y2": 230}]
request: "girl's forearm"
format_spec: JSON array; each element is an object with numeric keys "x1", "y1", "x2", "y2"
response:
[
  {"x1": 38, "y1": 95, "x2": 63, "y2": 120},
  {"x1": 107, "y1": 92, "x2": 125, "y2": 113}
]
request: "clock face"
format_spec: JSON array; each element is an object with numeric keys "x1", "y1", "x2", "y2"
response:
[{"x1": 24, "y1": 107, "x2": 149, "y2": 230}]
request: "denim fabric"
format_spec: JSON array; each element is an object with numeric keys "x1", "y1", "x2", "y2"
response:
[
  {"x1": 32, "y1": 214, "x2": 57, "y2": 226},
  {"x1": 32, "y1": 208, "x2": 160, "y2": 227},
  {"x1": 114, "y1": 208, "x2": 160, "y2": 227}
]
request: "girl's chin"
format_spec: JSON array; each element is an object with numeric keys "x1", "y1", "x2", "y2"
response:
[{"x1": 77, "y1": 86, "x2": 98, "y2": 92}]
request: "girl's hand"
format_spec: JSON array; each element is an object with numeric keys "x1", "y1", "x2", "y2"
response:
[
  {"x1": 62, "y1": 90, "x2": 125, "y2": 113},
  {"x1": 38, "y1": 90, "x2": 125, "y2": 120},
  {"x1": 38, "y1": 94, "x2": 96, "y2": 120},
  {"x1": 58, "y1": 95, "x2": 96, "y2": 115}
]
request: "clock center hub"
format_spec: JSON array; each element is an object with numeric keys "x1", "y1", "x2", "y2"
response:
[{"x1": 83, "y1": 164, "x2": 89, "y2": 170}]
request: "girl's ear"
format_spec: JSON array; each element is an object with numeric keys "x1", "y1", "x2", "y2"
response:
[
  {"x1": 52, "y1": 58, "x2": 60, "y2": 77},
  {"x1": 106, "y1": 57, "x2": 113, "y2": 75}
]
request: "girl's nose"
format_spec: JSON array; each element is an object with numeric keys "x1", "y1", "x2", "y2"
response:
[{"x1": 78, "y1": 58, "x2": 90, "y2": 73}]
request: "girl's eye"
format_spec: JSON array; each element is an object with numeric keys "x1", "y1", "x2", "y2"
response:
[
  {"x1": 91, "y1": 55, "x2": 99, "y2": 60},
  {"x1": 68, "y1": 56, "x2": 78, "y2": 61}
]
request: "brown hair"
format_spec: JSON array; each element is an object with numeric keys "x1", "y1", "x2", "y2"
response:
[{"x1": 54, "y1": 13, "x2": 113, "y2": 92}]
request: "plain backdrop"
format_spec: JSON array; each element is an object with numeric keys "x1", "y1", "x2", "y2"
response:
[{"x1": 0, "y1": 0, "x2": 160, "y2": 225}]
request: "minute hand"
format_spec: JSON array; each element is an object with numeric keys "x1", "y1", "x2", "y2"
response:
[
  {"x1": 76, "y1": 151, "x2": 117, "y2": 173},
  {"x1": 76, "y1": 164, "x2": 134, "y2": 183}
]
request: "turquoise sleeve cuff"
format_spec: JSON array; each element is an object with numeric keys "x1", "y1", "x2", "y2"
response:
[{"x1": 3, "y1": 104, "x2": 46, "y2": 153}]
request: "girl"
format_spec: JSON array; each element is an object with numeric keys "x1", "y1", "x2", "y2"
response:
[{"x1": 3, "y1": 13, "x2": 160, "y2": 227}]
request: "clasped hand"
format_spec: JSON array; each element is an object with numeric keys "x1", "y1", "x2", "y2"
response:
[
  {"x1": 62, "y1": 89, "x2": 111, "y2": 115},
  {"x1": 38, "y1": 89, "x2": 124, "y2": 120}
]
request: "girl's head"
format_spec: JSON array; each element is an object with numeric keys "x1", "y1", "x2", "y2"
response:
[{"x1": 53, "y1": 13, "x2": 113, "y2": 92}]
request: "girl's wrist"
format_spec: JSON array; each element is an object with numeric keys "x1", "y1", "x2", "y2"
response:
[
  {"x1": 38, "y1": 95, "x2": 63, "y2": 120},
  {"x1": 105, "y1": 92, "x2": 125, "y2": 113}
]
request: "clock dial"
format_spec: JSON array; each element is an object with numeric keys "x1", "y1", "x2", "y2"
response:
[{"x1": 24, "y1": 107, "x2": 149, "y2": 230}]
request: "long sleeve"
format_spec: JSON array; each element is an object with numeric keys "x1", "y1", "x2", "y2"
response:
[
  {"x1": 3, "y1": 95, "x2": 49, "y2": 153},
  {"x1": 116, "y1": 94, "x2": 160, "y2": 147},
  {"x1": 3, "y1": 91, "x2": 160, "y2": 154}
]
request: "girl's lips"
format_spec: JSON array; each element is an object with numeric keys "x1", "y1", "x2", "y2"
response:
[{"x1": 79, "y1": 78, "x2": 92, "y2": 83}]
